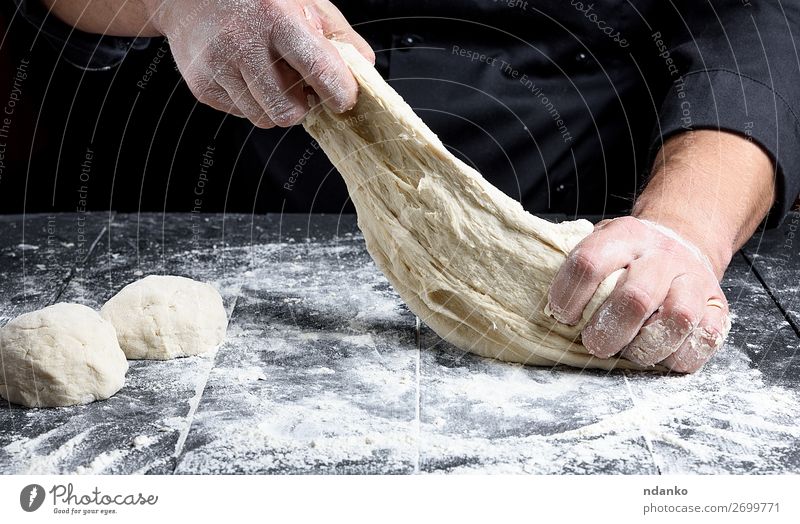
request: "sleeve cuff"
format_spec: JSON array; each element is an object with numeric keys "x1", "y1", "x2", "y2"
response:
[
  {"x1": 650, "y1": 69, "x2": 800, "y2": 228},
  {"x1": 11, "y1": 0, "x2": 152, "y2": 71}
]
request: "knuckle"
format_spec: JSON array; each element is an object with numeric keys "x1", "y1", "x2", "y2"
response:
[
  {"x1": 615, "y1": 215, "x2": 639, "y2": 226},
  {"x1": 668, "y1": 303, "x2": 700, "y2": 332},
  {"x1": 308, "y1": 55, "x2": 335, "y2": 84},
  {"x1": 210, "y1": 28, "x2": 245, "y2": 64},
  {"x1": 190, "y1": 81, "x2": 223, "y2": 105},
  {"x1": 569, "y1": 249, "x2": 601, "y2": 282},
  {"x1": 264, "y1": 93, "x2": 302, "y2": 125},
  {"x1": 214, "y1": 28, "x2": 237, "y2": 52},
  {"x1": 656, "y1": 237, "x2": 680, "y2": 255},
  {"x1": 184, "y1": 69, "x2": 212, "y2": 92},
  {"x1": 268, "y1": 13, "x2": 295, "y2": 49},
  {"x1": 187, "y1": 55, "x2": 228, "y2": 85},
  {"x1": 613, "y1": 215, "x2": 644, "y2": 233},
  {"x1": 270, "y1": 105, "x2": 300, "y2": 126},
  {"x1": 619, "y1": 285, "x2": 656, "y2": 317},
  {"x1": 201, "y1": 85, "x2": 228, "y2": 103}
]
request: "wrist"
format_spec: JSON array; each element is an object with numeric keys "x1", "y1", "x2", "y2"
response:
[
  {"x1": 634, "y1": 130, "x2": 775, "y2": 280},
  {"x1": 632, "y1": 206, "x2": 733, "y2": 279}
]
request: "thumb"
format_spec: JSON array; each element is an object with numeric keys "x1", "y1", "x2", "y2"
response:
[{"x1": 306, "y1": 1, "x2": 376, "y2": 64}]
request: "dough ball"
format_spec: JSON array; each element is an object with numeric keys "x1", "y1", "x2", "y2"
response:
[
  {"x1": 100, "y1": 275, "x2": 228, "y2": 360},
  {"x1": 0, "y1": 303, "x2": 129, "y2": 408}
]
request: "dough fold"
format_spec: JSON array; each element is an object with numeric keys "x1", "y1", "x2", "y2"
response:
[{"x1": 303, "y1": 42, "x2": 644, "y2": 370}]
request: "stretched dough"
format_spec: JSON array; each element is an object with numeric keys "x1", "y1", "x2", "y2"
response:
[{"x1": 303, "y1": 42, "x2": 643, "y2": 370}]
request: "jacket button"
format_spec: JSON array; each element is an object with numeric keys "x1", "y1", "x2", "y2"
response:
[
  {"x1": 399, "y1": 34, "x2": 423, "y2": 49},
  {"x1": 575, "y1": 52, "x2": 588, "y2": 63}
]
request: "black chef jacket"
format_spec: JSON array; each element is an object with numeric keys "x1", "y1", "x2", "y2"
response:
[{"x1": 6, "y1": 0, "x2": 800, "y2": 225}]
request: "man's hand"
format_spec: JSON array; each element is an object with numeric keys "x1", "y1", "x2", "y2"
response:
[
  {"x1": 143, "y1": 0, "x2": 374, "y2": 127},
  {"x1": 547, "y1": 130, "x2": 775, "y2": 372},
  {"x1": 43, "y1": 0, "x2": 375, "y2": 127},
  {"x1": 547, "y1": 216, "x2": 730, "y2": 372}
]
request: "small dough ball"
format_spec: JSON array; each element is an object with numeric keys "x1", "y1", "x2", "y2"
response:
[
  {"x1": 0, "y1": 303, "x2": 129, "y2": 408},
  {"x1": 100, "y1": 275, "x2": 228, "y2": 360}
]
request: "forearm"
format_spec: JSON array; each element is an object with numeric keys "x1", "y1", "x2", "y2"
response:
[
  {"x1": 41, "y1": 0, "x2": 161, "y2": 36},
  {"x1": 633, "y1": 130, "x2": 776, "y2": 279}
]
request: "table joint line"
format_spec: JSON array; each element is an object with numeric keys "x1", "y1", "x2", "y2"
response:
[
  {"x1": 740, "y1": 250, "x2": 800, "y2": 341},
  {"x1": 414, "y1": 315, "x2": 421, "y2": 474}
]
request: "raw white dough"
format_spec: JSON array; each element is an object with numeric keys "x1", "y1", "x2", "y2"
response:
[
  {"x1": 100, "y1": 275, "x2": 228, "y2": 360},
  {"x1": 0, "y1": 303, "x2": 128, "y2": 407},
  {"x1": 304, "y1": 42, "x2": 644, "y2": 370}
]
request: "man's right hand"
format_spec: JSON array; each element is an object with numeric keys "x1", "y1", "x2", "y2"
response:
[{"x1": 141, "y1": 0, "x2": 374, "y2": 127}]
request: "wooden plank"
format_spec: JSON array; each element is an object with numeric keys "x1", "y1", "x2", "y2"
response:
[
  {"x1": 626, "y1": 255, "x2": 800, "y2": 473},
  {"x1": 0, "y1": 213, "x2": 110, "y2": 473},
  {"x1": 2, "y1": 213, "x2": 798, "y2": 475},
  {"x1": 726, "y1": 252, "x2": 800, "y2": 389},
  {"x1": 0, "y1": 213, "x2": 108, "y2": 324},
  {"x1": 174, "y1": 215, "x2": 420, "y2": 474},
  {"x1": 418, "y1": 253, "x2": 800, "y2": 474},
  {"x1": 0, "y1": 213, "x2": 256, "y2": 474},
  {"x1": 742, "y1": 211, "x2": 800, "y2": 332},
  {"x1": 417, "y1": 330, "x2": 656, "y2": 474}
]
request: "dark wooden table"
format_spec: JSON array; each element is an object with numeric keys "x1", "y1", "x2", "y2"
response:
[{"x1": 1, "y1": 213, "x2": 799, "y2": 474}]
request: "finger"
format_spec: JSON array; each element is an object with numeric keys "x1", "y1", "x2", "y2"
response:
[
  {"x1": 581, "y1": 257, "x2": 674, "y2": 358},
  {"x1": 620, "y1": 273, "x2": 705, "y2": 366},
  {"x1": 547, "y1": 218, "x2": 651, "y2": 326},
  {"x1": 241, "y1": 57, "x2": 308, "y2": 127},
  {"x1": 660, "y1": 300, "x2": 730, "y2": 373},
  {"x1": 307, "y1": 1, "x2": 376, "y2": 64},
  {"x1": 593, "y1": 218, "x2": 614, "y2": 230},
  {"x1": 193, "y1": 79, "x2": 246, "y2": 118},
  {"x1": 271, "y1": 10, "x2": 359, "y2": 112},
  {"x1": 217, "y1": 73, "x2": 276, "y2": 129}
]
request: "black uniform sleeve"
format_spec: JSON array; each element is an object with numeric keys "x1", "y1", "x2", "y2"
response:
[
  {"x1": 11, "y1": 0, "x2": 152, "y2": 71},
  {"x1": 652, "y1": 1, "x2": 800, "y2": 226}
]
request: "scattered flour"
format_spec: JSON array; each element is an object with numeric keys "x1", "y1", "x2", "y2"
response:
[
  {"x1": 133, "y1": 435, "x2": 157, "y2": 448},
  {"x1": 75, "y1": 449, "x2": 127, "y2": 474},
  {"x1": 2, "y1": 219, "x2": 798, "y2": 475}
]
